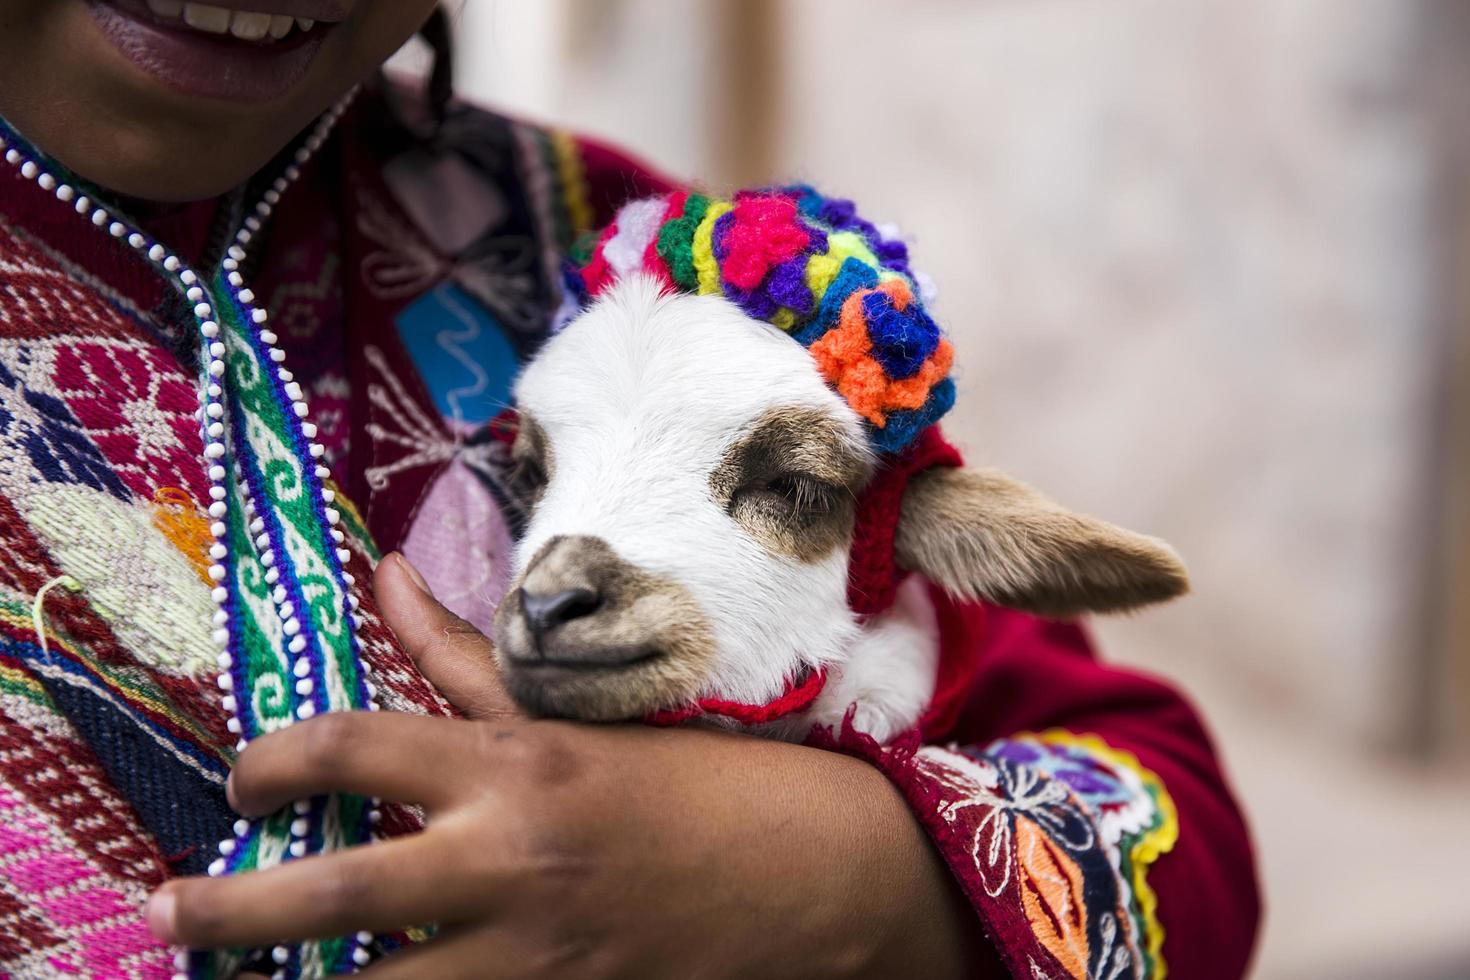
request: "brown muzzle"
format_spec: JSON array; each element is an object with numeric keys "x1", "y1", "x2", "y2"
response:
[{"x1": 492, "y1": 535, "x2": 716, "y2": 720}]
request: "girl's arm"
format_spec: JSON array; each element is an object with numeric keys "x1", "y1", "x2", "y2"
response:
[{"x1": 856, "y1": 594, "x2": 1263, "y2": 979}]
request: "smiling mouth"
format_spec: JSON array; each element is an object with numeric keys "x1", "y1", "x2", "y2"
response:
[
  {"x1": 137, "y1": 1, "x2": 325, "y2": 43},
  {"x1": 88, "y1": 0, "x2": 343, "y2": 103}
]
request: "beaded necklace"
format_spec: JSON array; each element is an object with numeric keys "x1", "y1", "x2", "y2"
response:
[{"x1": 0, "y1": 94, "x2": 379, "y2": 979}]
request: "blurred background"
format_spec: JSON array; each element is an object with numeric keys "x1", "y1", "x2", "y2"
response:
[{"x1": 411, "y1": 2, "x2": 1470, "y2": 976}]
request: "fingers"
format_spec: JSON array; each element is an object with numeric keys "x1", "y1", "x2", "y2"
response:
[
  {"x1": 147, "y1": 833, "x2": 497, "y2": 949},
  {"x1": 374, "y1": 553, "x2": 520, "y2": 720},
  {"x1": 228, "y1": 712, "x2": 470, "y2": 816}
]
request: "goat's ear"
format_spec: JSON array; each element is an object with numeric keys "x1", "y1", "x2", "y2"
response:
[{"x1": 893, "y1": 467, "x2": 1189, "y2": 617}]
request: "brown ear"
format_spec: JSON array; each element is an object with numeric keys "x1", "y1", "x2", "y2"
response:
[{"x1": 894, "y1": 467, "x2": 1189, "y2": 617}]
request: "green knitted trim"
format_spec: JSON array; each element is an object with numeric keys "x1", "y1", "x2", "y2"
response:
[
  {"x1": 657, "y1": 193, "x2": 711, "y2": 290},
  {"x1": 221, "y1": 448, "x2": 291, "y2": 734}
]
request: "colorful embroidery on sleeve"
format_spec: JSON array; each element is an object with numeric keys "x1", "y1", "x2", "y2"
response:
[
  {"x1": 910, "y1": 730, "x2": 1178, "y2": 980},
  {"x1": 993, "y1": 730, "x2": 1179, "y2": 979}
]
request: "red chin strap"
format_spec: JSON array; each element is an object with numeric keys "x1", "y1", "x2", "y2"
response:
[
  {"x1": 846, "y1": 426, "x2": 964, "y2": 617},
  {"x1": 643, "y1": 666, "x2": 829, "y2": 727}
]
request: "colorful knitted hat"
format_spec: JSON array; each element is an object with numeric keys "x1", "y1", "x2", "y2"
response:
[{"x1": 575, "y1": 185, "x2": 955, "y2": 454}]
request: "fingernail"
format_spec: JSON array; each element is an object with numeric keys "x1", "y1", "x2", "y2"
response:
[
  {"x1": 395, "y1": 553, "x2": 433, "y2": 597},
  {"x1": 225, "y1": 771, "x2": 239, "y2": 811},
  {"x1": 145, "y1": 889, "x2": 177, "y2": 941}
]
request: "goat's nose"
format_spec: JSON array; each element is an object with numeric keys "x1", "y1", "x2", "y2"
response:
[{"x1": 520, "y1": 586, "x2": 602, "y2": 635}]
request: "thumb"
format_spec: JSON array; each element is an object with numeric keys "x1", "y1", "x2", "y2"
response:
[{"x1": 373, "y1": 552, "x2": 521, "y2": 720}]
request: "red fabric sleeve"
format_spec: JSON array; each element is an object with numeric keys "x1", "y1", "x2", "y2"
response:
[
  {"x1": 901, "y1": 594, "x2": 1262, "y2": 978},
  {"x1": 573, "y1": 134, "x2": 680, "y2": 227}
]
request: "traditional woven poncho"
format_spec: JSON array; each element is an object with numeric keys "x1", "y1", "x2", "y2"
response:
[{"x1": 578, "y1": 186, "x2": 956, "y2": 454}]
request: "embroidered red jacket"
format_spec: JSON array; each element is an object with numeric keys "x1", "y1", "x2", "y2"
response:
[{"x1": 0, "y1": 80, "x2": 1259, "y2": 978}]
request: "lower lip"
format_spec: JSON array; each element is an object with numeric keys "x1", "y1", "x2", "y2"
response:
[{"x1": 86, "y1": 0, "x2": 329, "y2": 103}]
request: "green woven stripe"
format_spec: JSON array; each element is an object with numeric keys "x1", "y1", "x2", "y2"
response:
[
  {"x1": 219, "y1": 282, "x2": 361, "y2": 709},
  {"x1": 327, "y1": 489, "x2": 378, "y2": 562},
  {"x1": 0, "y1": 598, "x2": 228, "y2": 750},
  {"x1": 0, "y1": 667, "x2": 48, "y2": 706},
  {"x1": 222, "y1": 442, "x2": 292, "y2": 737}
]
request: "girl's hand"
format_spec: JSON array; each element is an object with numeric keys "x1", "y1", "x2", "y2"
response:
[{"x1": 146, "y1": 555, "x2": 985, "y2": 978}]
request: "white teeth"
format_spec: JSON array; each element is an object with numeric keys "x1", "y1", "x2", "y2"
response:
[
  {"x1": 162, "y1": 3, "x2": 319, "y2": 41},
  {"x1": 229, "y1": 10, "x2": 271, "y2": 40},
  {"x1": 182, "y1": 2, "x2": 232, "y2": 33}
]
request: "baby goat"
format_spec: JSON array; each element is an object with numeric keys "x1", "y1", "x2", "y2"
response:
[{"x1": 492, "y1": 191, "x2": 1186, "y2": 743}]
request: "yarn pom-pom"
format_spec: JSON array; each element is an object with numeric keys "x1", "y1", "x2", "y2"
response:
[
  {"x1": 716, "y1": 193, "x2": 814, "y2": 290},
  {"x1": 580, "y1": 184, "x2": 955, "y2": 454}
]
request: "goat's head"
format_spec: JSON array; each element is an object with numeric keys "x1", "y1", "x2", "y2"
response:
[{"x1": 493, "y1": 275, "x2": 1188, "y2": 723}]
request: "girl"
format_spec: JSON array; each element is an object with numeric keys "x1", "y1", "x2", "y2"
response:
[{"x1": 0, "y1": 3, "x2": 1259, "y2": 977}]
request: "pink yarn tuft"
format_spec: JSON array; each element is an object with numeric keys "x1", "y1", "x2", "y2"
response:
[{"x1": 718, "y1": 194, "x2": 812, "y2": 290}]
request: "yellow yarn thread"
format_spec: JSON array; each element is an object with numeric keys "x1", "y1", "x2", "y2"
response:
[
  {"x1": 803, "y1": 229, "x2": 882, "y2": 301},
  {"x1": 691, "y1": 201, "x2": 734, "y2": 296},
  {"x1": 1, "y1": 601, "x2": 224, "y2": 752},
  {"x1": 549, "y1": 130, "x2": 595, "y2": 241}
]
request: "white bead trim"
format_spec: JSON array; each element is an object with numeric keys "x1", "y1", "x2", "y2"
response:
[{"x1": 1, "y1": 90, "x2": 377, "y2": 974}]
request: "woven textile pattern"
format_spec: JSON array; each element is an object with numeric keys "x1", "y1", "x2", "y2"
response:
[
  {"x1": 6, "y1": 96, "x2": 389, "y2": 976},
  {"x1": 0, "y1": 121, "x2": 442, "y2": 976},
  {"x1": 0, "y1": 219, "x2": 229, "y2": 978}
]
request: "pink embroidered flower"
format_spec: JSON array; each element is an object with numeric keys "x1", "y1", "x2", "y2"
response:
[{"x1": 49, "y1": 341, "x2": 206, "y2": 501}]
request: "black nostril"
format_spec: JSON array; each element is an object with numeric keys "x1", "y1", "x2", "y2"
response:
[{"x1": 520, "y1": 587, "x2": 601, "y2": 635}]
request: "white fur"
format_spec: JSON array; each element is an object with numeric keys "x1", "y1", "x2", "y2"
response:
[
  {"x1": 514, "y1": 275, "x2": 938, "y2": 739},
  {"x1": 808, "y1": 576, "x2": 940, "y2": 743}
]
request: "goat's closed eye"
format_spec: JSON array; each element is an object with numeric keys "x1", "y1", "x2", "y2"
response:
[
  {"x1": 733, "y1": 473, "x2": 838, "y2": 517},
  {"x1": 726, "y1": 472, "x2": 852, "y2": 561},
  {"x1": 769, "y1": 474, "x2": 836, "y2": 513}
]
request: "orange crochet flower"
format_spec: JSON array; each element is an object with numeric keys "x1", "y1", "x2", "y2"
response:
[{"x1": 808, "y1": 279, "x2": 954, "y2": 428}]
